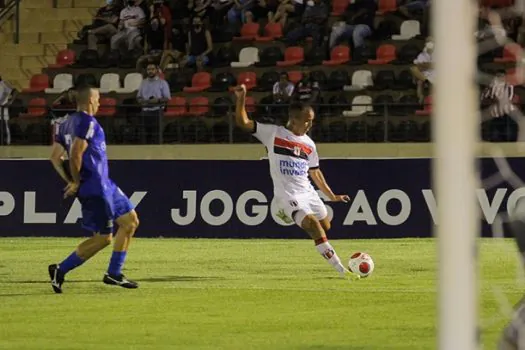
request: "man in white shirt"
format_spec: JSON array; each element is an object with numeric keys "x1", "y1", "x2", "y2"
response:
[
  {"x1": 411, "y1": 36, "x2": 434, "y2": 104},
  {"x1": 0, "y1": 76, "x2": 14, "y2": 145},
  {"x1": 110, "y1": 0, "x2": 145, "y2": 53},
  {"x1": 233, "y1": 84, "x2": 360, "y2": 281}
]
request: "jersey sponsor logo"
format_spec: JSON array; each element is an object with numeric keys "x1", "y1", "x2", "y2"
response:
[
  {"x1": 273, "y1": 137, "x2": 312, "y2": 161},
  {"x1": 279, "y1": 160, "x2": 308, "y2": 176}
]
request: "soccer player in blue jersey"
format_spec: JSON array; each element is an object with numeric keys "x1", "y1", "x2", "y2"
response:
[{"x1": 48, "y1": 86, "x2": 140, "y2": 293}]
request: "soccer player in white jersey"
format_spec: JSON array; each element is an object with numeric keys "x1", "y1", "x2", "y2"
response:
[{"x1": 233, "y1": 84, "x2": 359, "y2": 281}]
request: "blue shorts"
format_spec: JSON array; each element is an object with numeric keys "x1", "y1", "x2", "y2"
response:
[
  {"x1": 187, "y1": 55, "x2": 209, "y2": 66},
  {"x1": 79, "y1": 184, "x2": 134, "y2": 234}
]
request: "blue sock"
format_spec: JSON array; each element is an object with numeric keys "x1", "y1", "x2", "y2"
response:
[
  {"x1": 108, "y1": 251, "x2": 127, "y2": 276},
  {"x1": 59, "y1": 252, "x2": 85, "y2": 274}
]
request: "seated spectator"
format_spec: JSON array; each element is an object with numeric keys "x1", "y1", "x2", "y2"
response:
[
  {"x1": 398, "y1": 0, "x2": 430, "y2": 19},
  {"x1": 0, "y1": 76, "x2": 15, "y2": 145},
  {"x1": 157, "y1": 22, "x2": 189, "y2": 70},
  {"x1": 81, "y1": 0, "x2": 121, "y2": 50},
  {"x1": 329, "y1": 0, "x2": 376, "y2": 50},
  {"x1": 188, "y1": 0, "x2": 213, "y2": 19},
  {"x1": 273, "y1": 72, "x2": 294, "y2": 103},
  {"x1": 410, "y1": 36, "x2": 434, "y2": 103},
  {"x1": 110, "y1": 0, "x2": 146, "y2": 54},
  {"x1": 180, "y1": 16, "x2": 213, "y2": 70},
  {"x1": 147, "y1": 0, "x2": 173, "y2": 51},
  {"x1": 227, "y1": 0, "x2": 255, "y2": 31},
  {"x1": 285, "y1": 0, "x2": 328, "y2": 48},
  {"x1": 210, "y1": 0, "x2": 234, "y2": 27},
  {"x1": 137, "y1": 63, "x2": 171, "y2": 144},
  {"x1": 293, "y1": 68, "x2": 320, "y2": 103},
  {"x1": 269, "y1": 0, "x2": 304, "y2": 27},
  {"x1": 245, "y1": 0, "x2": 279, "y2": 23}
]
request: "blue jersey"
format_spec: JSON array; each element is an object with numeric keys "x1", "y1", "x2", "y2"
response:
[{"x1": 54, "y1": 112, "x2": 111, "y2": 198}]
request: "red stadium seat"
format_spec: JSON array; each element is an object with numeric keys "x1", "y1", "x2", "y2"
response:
[
  {"x1": 246, "y1": 96, "x2": 256, "y2": 113},
  {"x1": 256, "y1": 23, "x2": 283, "y2": 41},
  {"x1": 368, "y1": 44, "x2": 396, "y2": 64},
  {"x1": 20, "y1": 98, "x2": 47, "y2": 118},
  {"x1": 277, "y1": 47, "x2": 304, "y2": 67},
  {"x1": 415, "y1": 96, "x2": 432, "y2": 116},
  {"x1": 188, "y1": 97, "x2": 209, "y2": 116},
  {"x1": 377, "y1": 0, "x2": 396, "y2": 14},
  {"x1": 49, "y1": 49, "x2": 76, "y2": 69},
  {"x1": 236, "y1": 71, "x2": 257, "y2": 90},
  {"x1": 96, "y1": 97, "x2": 117, "y2": 117},
  {"x1": 164, "y1": 97, "x2": 187, "y2": 118},
  {"x1": 506, "y1": 68, "x2": 523, "y2": 85},
  {"x1": 22, "y1": 74, "x2": 50, "y2": 93},
  {"x1": 234, "y1": 23, "x2": 260, "y2": 40},
  {"x1": 331, "y1": 0, "x2": 349, "y2": 16},
  {"x1": 287, "y1": 70, "x2": 302, "y2": 84},
  {"x1": 184, "y1": 72, "x2": 212, "y2": 93},
  {"x1": 494, "y1": 43, "x2": 522, "y2": 63},
  {"x1": 323, "y1": 45, "x2": 351, "y2": 66}
]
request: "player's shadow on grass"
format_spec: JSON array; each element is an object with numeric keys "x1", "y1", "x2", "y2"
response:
[{"x1": 140, "y1": 275, "x2": 225, "y2": 282}]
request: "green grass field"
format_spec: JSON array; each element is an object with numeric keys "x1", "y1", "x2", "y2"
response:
[{"x1": 0, "y1": 238, "x2": 522, "y2": 350}]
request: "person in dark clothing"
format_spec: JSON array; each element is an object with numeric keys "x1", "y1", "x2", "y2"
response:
[
  {"x1": 293, "y1": 68, "x2": 320, "y2": 103},
  {"x1": 285, "y1": 0, "x2": 328, "y2": 48},
  {"x1": 328, "y1": 0, "x2": 376, "y2": 49},
  {"x1": 181, "y1": 16, "x2": 213, "y2": 70},
  {"x1": 80, "y1": 0, "x2": 121, "y2": 49},
  {"x1": 158, "y1": 21, "x2": 189, "y2": 70},
  {"x1": 146, "y1": 0, "x2": 173, "y2": 51}
]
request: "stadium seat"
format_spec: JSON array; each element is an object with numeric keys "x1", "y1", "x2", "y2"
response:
[
  {"x1": 255, "y1": 46, "x2": 283, "y2": 67},
  {"x1": 372, "y1": 70, "x2": 396, "y2": 90},
  {"x1": 97, "y1": 97, "x2": 117, "y2": 117},
  {"x1": 372, "y1": 94, "x2": 394, "y2": 116},
  {"x1": 231, "y1": 47, "x2": 259, "y2": 68},
  {"x1": 494, "y1": 43, "x2": 522, "y2": 63},
  {"x1": 323, "y1": 45, "x2": 351, "y2": 66},
  {"x1": 164, "y1": 97, "x2": 187, "y2": 118},
  {"x1": 331, "y1": 0, "x2": 349, "y2": 16},
  {"x1": 116, "y1": 73, "x2": 143, "y2": 93},
  {"x1": 212, "y1": 96, "x2": 233, "y2": 116},
  {"x1": 168, "y1": 72, "x2": 191, "y2": 92},
  {"x1": 184, "y1": 72, "x2": 212, "y2": 93},
  {"x1": 343, "y1": 95, "x2": 373, "y2": 117},
  {"x1": 377, "y1": 0, "x2": 397, "y2": 14},
  {"x1": 72, "y1": 49, "x2": 98, "y2": 68},
  {"x1": 326, "y1": 70, "x2": 350, "y2": 90},
  {"x1": 368, "y1": 44, "x2": 396, "y2": 64},
  {"x1": 347, "y1": 70, "x2": 373, "y2": 91},
  {"x1": 208, "y1": 72, "x2": 236, "y2": 92},
  {"x1": 328, "y1": 94, "x2": 349, "y2": 116},
  {"x1": 254, "y1": 71, "x2": 280, "y2": 92},
  {"x1": 303, "y1": 47, "x2": 326, "y2": 66},
  {"x1": 288, "y1": 71, "x2": 302, "y2": 84},
  {"x1": 327, "y1": 120, "x2": 347, "y2": 142},
  {"x1": 350, "y1": 45, "x2": 376, "y2": 65},
  {"x1": 236, "y1": 71, "x2": 257, "y2": 90},
  {"x1": 188, "y1": 97, "x2": 210, "y2": 116},
  {"x1": 49, "y1": 49, "x2": 76, "y2": 68},
  {"x1": 45, "y1": 73, "x2": 73, "y2": 94},
  {"x1": 214, "y1": 46, "x2": 237, "y2": 67},
  {"x1": 393, "y1": 44, "x2": 421, "y2": 65},
  {"x1": 347, "y1": 121, "x2": 368, "y2": 142},
  {"x1": 23, "y1": 74, "x2": 50, "y2": 93},
  {"x1": 415, "y1": 96, "x2": 433, "y2": 116},
  {"x1": 234, "y1": 22, "x2": 260, "y2": 40},
  {"x1": 99, "y1": 73, "x2": 121, "y2": 93},
  {"x1": 75, "y1": 73, "x2": 98, "y2": 87},
  {"x1": 256, "y1": 23, "x2": 283, "y2": 41},
  {"x1": 396, "y1": 95, "x2": 419, "y2": 114},
  {"x1": 20, "y1": 98, "x2": 47, "y2": 118},
  {"x1": 310, "y1": 70, "x2": 328, "y2": 88},
  {"x1": 277, "y1": 47, "x2": 304, "y2": 67},
  {"x1": 415, "y1": 121, "x2": 431, "y2": 142},
  {"x1": 392, "y1": 20, "x2": 420, "y2": 40},
  {"x1": 245, "y1": 96, "x2": 256, "y2": 113},
  {"x1": 393, "y1": 70, "x2": 414, "y2": 90}
]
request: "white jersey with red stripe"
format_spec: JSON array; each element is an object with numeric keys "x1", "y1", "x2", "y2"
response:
[{"x1": 252, "y1": 121, "x2": 319, "y2": 200}]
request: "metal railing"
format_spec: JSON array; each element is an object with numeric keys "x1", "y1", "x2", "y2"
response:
[
  {"x1": 0, "y1": 102, "x2": 517, "y2": 145},
  {"x1": 0, "y1": 0, "x2": 20, "y2": 44}
]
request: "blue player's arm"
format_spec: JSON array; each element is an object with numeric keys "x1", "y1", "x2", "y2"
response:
[
  {"x1": 64, "y1": 137, "x2": 88, "y2": 198},
  {"x1": 49, "y1": 142, "x2": 71, "y2": 184}
]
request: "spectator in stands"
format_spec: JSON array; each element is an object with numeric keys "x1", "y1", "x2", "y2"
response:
[
  {"x1": 285, "y1": 0, "x2": 328, "y2": 48},
  {"x1": 411, "y1": 36, "x2": 434, "y2": 104},
  {"x1": 273, "y1": 72, "x2": 294, "y2": 103},
  {"x1": 180, "y1": 16, "x2": 213, "y2": 70},
  {"x1": 398, "y1": 0, "x2": 430, "y2": 19},
  {"x1": 147, "y1": 0, "x2": 173, "y2": 51},
  {"x1": 269, "y1": 0, "x2": 304, "y2": 27},
  {"x1": 81, "y1": 0, "x2": 121, "y2": 50},
  {"x1": 137, "y1": 63, "x2": 171, "y2": 144},
  {"x1": 189, "y1": 0, "x2": 213, "y2": 19},
  {"x1": 110, "y1": 0, "x2": 146, "y2": 54},
  {"x1": 293, "y1": 68, "x2": 320, "y2": 103},
  {"x1": 0, "y1": 76, "x2": 15, "y2": 145},
  {"x1": 210, "y1": 0, "x2": 234, "y2": 27},
  {"x1": 227, "y1": 0, "x2": 255, "y2": 31},
  {"x1": 157, "y1": 22, "x2": 188, "y2": 70},
  {"x1": 328, "y1": 0, "x2": 376, "y2": 50},
  {"x1": 135, "y1": 0, "x2": 151, "y2": 19},
  {"x1": 245, "y1": 0, "x2": 279, "y2": 23}
]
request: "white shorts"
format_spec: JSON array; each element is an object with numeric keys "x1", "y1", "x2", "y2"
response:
[{"x1": 277, "y1": 193, "x2": 328, "y2": 226}]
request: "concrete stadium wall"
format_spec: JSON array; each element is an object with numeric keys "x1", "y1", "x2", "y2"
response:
[{"x1": 0, "y1": 143, "x2": 523, "y2": 159}]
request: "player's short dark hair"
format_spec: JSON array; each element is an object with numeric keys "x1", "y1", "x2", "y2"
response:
[
  {"x1": 289, "y1": 102, "x2": 312, "y2": 120},
  {"x1": 76, "y1": 85, "x2": 96, "y2": 104}
]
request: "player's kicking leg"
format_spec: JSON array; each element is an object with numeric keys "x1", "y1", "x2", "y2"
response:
[
  {"x1": 102, "y1": 210, "x2": 139, "y2": 288},
  {"x1": 49, "y1": 232, "x2": 113, "y2": 293}
]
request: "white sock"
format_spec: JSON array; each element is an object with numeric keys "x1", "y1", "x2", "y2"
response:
[{"x1": 315, "y1": 241, "x2": 346, "y2": 274}]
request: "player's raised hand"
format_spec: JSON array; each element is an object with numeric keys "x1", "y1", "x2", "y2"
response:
[
  {"x1": 233, "y1": 84, "x2": 247, "y2": 99},
  {"x1": 63, "y1": 182, "x2": 79, "y2": 199},
  {"x1": 332, "y1": 194, "x2": 350, "y2": 203}
]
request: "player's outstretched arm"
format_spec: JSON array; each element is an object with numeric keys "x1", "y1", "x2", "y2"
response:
[
  {"x1": 233, "y1": 84, "x2": 255, "y2": 132},
  {"x1": 49, "y1": 142, "x2": 71, "y2": 184},
  {"x1": 309, "y1": 168, "x2": 350, "y2": 203}
]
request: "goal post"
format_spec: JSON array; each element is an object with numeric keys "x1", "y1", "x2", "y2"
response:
[{"x1": 434, "y1": 0, "x2": 479, "y2": 349}]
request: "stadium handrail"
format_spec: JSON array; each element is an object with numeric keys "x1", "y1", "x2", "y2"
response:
[{"x1": 0, "y1": 0, "x2": 20, "y2": 43}]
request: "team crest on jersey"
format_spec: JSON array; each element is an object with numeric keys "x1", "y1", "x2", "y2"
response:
[{"x1": 293, "y1": 146, "x2": 301, "y2": 156}]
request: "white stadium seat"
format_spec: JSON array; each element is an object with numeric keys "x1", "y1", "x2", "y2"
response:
[
  {"x1": 44, "y1": 73, "x2": 73, "y2": 94},
  {"x1": 343, "y1": 95, "x2": 373, "y2": 117},
  {"x1": 116, "y1": 73, "x2": 143, "y2": 93},
  {"x1": 345, "y1": 70, "x2": 373, "y2": 91},
  {"x1": 392, "y1": 20, "x2": 421, "y2": 40},
  {"x1": 231, "y1": 47, "x2": 259, "y2": 68},
  {"x1": 99, "y1": 73, "x2": 121, "y2": 93}
]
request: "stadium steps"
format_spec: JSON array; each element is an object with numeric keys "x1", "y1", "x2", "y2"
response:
[{"x1": 0, "y1": 0, "x2": 100, "y2": 90}]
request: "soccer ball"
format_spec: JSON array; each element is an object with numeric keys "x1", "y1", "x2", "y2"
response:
[{"x1": 348, "y1": 252, "x2": 374, "y2": 278}]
